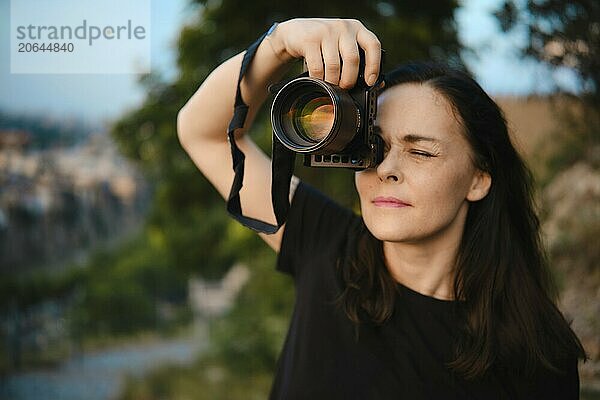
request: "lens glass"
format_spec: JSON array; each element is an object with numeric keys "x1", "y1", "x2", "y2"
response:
[{"x1": 287, "y1": 95, "x2": 335, "y2": 142}]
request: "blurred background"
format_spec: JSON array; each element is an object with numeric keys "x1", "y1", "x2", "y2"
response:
[{"x1": 0, "y1": 0, "x2": 598, "y2": 399}]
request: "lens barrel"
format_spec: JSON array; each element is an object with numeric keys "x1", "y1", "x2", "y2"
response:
[{"x1": 271, "y1": 77, "x2": 361, "y2": 153}]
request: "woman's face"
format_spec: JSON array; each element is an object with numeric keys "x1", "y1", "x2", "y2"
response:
[{"x1": 355, "y1": 83, "x2": 490, "y2": 243}]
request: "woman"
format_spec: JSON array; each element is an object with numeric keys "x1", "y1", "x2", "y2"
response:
[{"x1": 177, "y1": 18, "x2": 587, "y2": 399}]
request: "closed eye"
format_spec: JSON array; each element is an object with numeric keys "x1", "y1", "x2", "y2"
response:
[{"x1": 410, "y1": 150, "x2": 435, "y2": 158}]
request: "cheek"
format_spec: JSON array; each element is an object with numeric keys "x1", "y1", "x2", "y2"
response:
[
  {"x1": 354, "y1": 171, "x2": 365, "y2": 196},
  {"x1": 354, "y1": 171, "x2": 375, "y2": 204},
  {"x1": 354, "y1": 166, "x2": 473, "y2": 242},
  {"x1": 415, "y1": 168, "x2": 474, "y2": 223}
]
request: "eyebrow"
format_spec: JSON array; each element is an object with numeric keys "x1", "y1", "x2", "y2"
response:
[
  {"x1": 403, "y1": 134, "x2": 441, "y2": 144},
  {"x1": 374, "y1": 126, "x2": 441, "y2": 144}
]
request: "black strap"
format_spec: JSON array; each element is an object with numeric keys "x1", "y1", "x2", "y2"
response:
[{"x1": 226, "y1": 24, "x2": 296, "y2": 234}]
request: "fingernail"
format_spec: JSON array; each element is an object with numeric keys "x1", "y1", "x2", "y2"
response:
[{"x1": 367, "y1": 73, "x2": 377, "y2": 86}]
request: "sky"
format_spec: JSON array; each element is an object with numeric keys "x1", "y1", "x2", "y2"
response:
[{"x1": 0, "y1": 0, "x2": 582, "y2": 127}]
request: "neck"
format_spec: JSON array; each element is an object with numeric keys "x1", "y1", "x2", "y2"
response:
[{"x1": 383, "y1": 202, "x2": 468, "y2": 301}]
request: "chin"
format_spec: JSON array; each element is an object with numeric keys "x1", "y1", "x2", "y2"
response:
[{"x1": 363, "y1": 217, "x2": 418, "y2": 242}]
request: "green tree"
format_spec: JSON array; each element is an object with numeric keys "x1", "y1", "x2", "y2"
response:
[
  {"x1": 496, "y1": 4, "x2": 600, "y2": 391},
  {"x1": 496, "y1": 0, "x2": 600, "y2": 105},
  {"x1": 114, "y1": 1, "x2": 469, "y2": 398},
  {"x1": 495, "y1": 0, "x2": 600, "y2": 182},
  {"x1": 111, "y1": 0, "x2": 466, "y2": 279}
]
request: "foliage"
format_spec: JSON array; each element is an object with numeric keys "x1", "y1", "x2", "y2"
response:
[
  {"x1": 111, "y1": 0, "x2": 465, "y2": 279},
  {"x1": 112, "y1": 0, "x2": 467, "y2": 397},
  {"x1": 495, "y1": 1, "x2": 600, "y2": 385},
  {"x1": 0, "y1": 229, "x2": 191, "y2": 373},
  {"x1": 0, "y1": 230, "x2": 190, "y2": 341},
  {"x1": 495, "y1": 0, "x2": 600, "y2": 184},
  {"x1": 67, "y1": 230, "x2": 191, "y2": 339},
  {"x1": 542, "y1": 101, "x2": 599, "y2": 182},
  {"x1": 209, "y1": 248, "x2": 293, "y2": 374},
  {"x1": 105, "y1": 10, "x2": 465, "y2": 386},
  {"x1": 121, "y1": 355, "x2": 275, "y2": 400},
  {"x1": 495, "y1": 0, "x2": 600, "y2": 105},
  {"x1": 120, "y1": 246, "x2": 294, "y2": 400},
  {"x1": 177, "y1": 0, "x2": 463, "y2": 80},
  {"x1": 0, "y1": 267, "x2": 84, "y2": 311}
]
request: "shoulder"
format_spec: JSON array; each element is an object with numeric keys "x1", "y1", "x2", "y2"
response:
[{"x1": 276, "y1": 180, "x2": 362, "y2": 277}]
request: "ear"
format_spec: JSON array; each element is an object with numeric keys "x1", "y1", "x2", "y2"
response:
[{"x1": 466, "y1": 169, "x2": 492, "y2": 202}]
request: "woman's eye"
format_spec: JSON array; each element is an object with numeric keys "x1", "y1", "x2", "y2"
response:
[{"x1": 410, "y1": 150, "x2": 434, "y2": 158}]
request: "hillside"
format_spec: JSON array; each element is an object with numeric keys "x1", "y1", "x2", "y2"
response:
[{"x1": 496, "y1": 95, "x2": 599, "y2": 390}]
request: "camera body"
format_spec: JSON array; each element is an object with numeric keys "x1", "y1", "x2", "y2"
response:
[{"x1": 270, "y1": 51, "x2": 385, "y2": 169}]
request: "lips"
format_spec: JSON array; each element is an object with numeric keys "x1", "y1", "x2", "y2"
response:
[{"x1": 372, "y1": 196, "x2": 411, "y2": 208}]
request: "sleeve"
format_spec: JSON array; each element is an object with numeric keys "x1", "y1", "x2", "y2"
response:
[{"x1": 275, "y1": 180, "x2": 359, "y2": 278}]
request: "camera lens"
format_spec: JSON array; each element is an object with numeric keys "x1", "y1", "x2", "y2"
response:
[
  {"x1": 287, "y1": 95, "x2": 334, "y2": 142},
  {"x1": 271, "y1": 77, "x2": 360, "y2": 154}
]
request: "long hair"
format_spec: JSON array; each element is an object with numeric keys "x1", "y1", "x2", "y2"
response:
[{"x1": 336, "y1": 61, "x2": 587, "y2": 380}]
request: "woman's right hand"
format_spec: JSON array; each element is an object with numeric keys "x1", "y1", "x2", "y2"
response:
[
  {"x1": 178, "y1": 18, "x2": 380, "y2": 252},
  {"x1": 266, "y1": 18, "x2": 382, "y2": 89}
]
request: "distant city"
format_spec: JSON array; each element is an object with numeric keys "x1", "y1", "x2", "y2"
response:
[{"x1": 0, "y1": 118, "x2": 151, "y2": 275}]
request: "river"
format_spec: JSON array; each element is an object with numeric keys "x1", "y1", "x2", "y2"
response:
[{"x1": 0, "y1": 328, "x2": 206, "y2": 400}]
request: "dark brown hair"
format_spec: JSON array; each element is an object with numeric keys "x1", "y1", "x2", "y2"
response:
[{"x1": 336, "y1": 61, "x2": 588, "y2": 380}]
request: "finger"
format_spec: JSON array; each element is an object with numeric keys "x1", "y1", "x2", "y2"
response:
[
  {"x1": 321, "y1": 38, "x2": 342, "y2": 85},
  {"x1": 338, "y1": 37, "x2": 360, "y2": 89},
  {"x1": 303, "y1": 42, "x2": 325, "y2": 80},
  {"x1": 356, "y1": 28, "x2": 382, "y2": 86}
]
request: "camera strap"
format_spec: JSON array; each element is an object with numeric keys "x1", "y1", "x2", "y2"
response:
[{"x1": 226, "y1": 23, "x2": 296, "y2": 234}]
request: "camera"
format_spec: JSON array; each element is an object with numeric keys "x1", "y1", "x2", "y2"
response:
[{"x1": 270, "y1": 50, "x2": 385, "y2": 169}]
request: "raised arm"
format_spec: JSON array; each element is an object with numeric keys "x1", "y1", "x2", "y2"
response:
[{"x1": 176, "y1": 18, "x2": 381, "y2": 252}]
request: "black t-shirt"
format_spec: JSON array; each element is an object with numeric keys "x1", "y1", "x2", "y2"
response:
[{"x1": 271, "y1": 181, "x2": 579, "y2": 400}]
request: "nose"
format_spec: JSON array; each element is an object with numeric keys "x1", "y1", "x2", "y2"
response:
[{"x1": 376, "y1": 152, "x2": 402, "y2": 183}]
